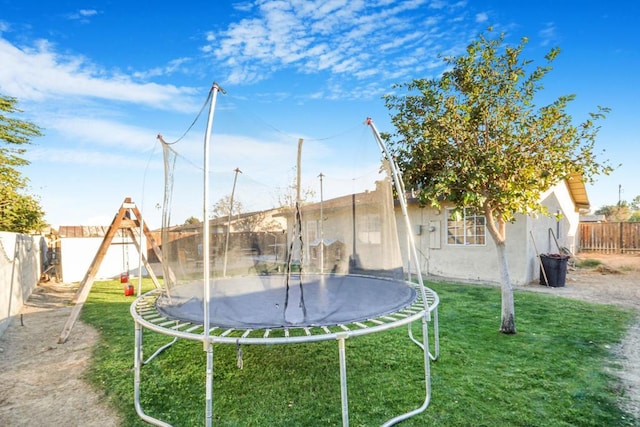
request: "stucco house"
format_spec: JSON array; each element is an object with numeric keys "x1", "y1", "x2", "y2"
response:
[
  {"x1": 284, "y1": 174, "x2": 588, "y2": 286},
  {"x1": 394, "y1": 174, "x2": 588, "y2": 285},
  {"x1": 67, "y1": 175, "x2": 585, "y2": 288},
  {"x1": 279, "y1": 179, "x2": 403, "y2": 278}
]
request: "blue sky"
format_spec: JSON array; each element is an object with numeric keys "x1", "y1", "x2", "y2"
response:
[{"x1": 1, "y1": 0, "x2": 638, "y2": 229}]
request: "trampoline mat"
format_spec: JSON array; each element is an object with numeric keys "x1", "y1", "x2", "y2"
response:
[{"x1": 155, "y1": 274, "x2": 417, "y2": 329}]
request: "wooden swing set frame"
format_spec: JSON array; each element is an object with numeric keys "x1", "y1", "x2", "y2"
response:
[{"x1": 58, "y1": 197, "x2": 163, "y2": 344}]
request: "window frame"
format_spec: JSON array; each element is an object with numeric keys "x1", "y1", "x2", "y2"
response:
[
  {"x1": 446, "y1": 207, "x2": 487, "y2": 246},
  {"x1": 357, "y1": 213, "x2": 382, "y2": 245}
]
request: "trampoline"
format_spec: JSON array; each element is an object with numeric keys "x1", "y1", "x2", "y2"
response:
[{"x1": 131, "y1": 84, "x2": 440, "y2": 426}]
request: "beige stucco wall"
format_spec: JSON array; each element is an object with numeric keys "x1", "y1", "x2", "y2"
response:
[
  {"x1": 396, "y1": 180, "x2": 581, "y2": 286},
  {"x1": 396, "y1": 207, "x2": 522, "y2": 285}
]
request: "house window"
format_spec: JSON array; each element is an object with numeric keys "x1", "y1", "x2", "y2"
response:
[
  {"x1": 446, "y1": 208, "x2": 486, "y2": 245},
  {"x1": 358, "y1": 214, "x2": 381, "y2": 244},
  {"x1": 306, "y1": 220, "x2": 318, "y2": 243}
]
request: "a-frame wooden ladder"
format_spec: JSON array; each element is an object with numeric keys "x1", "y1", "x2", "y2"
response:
[{"x1": 58, "y1": 197, "x2": 164, "y2": 344}]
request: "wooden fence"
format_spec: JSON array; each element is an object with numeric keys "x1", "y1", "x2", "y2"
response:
[{"x1": 579, "y1": 222, "x2": 640, "y2": 253}]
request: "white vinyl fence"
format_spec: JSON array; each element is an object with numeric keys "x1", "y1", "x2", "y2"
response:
[{"x1": 0, "y1": 232, "x2": 44, "y2": 337}]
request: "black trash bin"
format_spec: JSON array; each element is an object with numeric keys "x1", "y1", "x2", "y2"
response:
[{"x1": 539, "y1": 253, "x2": 569, "y2": 287}]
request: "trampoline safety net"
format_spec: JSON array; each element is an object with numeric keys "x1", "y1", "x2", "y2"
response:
[{"x1": 155, "y1": 120, "x2": 416, "y2": 331}]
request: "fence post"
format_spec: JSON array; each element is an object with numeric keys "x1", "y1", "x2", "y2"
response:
[{"x1": 619, "y1": 222, "x2": 624, "y2": 254}]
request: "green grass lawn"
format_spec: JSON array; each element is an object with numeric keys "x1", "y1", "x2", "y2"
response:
[{"x1": 81, "y1": 279, "x2": 638, "y2": 426}]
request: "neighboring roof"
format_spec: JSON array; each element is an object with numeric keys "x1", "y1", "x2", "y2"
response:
[
  {"x1": 391, "y1": 173, "x2": 591, "y2": 213},
  {"x1": 580, "y1": 214, "x2": 606, "y2": 223},
  {"x1": 275, "y1": 182, "x2": 390, "y2": 218},
  {"x1": 309, "y1": 238, "x2": 343, "y2": 247},
  {"x1": 566, "y1": 172, "x2": 590, "y2": 212},
  {"x1": 58, "y1": 225, "x2": 127, "y2": 238}
]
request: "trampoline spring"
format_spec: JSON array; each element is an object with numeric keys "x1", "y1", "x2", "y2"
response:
[
  {"x1": 184, "y1": 324, "x2": 201, "y2": 333},
  {"x1": 221, "y1": 328, "x2": 235, "y2": 337},
  {"x1": 170, "y1": 322, "x2": 189, "y2": 331},
  {"x1": 158, "y1": 319, "x2": 176, "y2": 327}
]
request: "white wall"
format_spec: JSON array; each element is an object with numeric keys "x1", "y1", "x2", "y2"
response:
[
  {"x1": 537, "y1": 180, "x2": 581, "y2": 254},
  {"x1": 0, "y1": 232, "x2": 42, "y2": 337},
  {"x1": 396, "y1": 181, "x2": 579, "y2": 286},
  {"x1": 60, "y1": 236, "x2": 146, "y2": 283}
]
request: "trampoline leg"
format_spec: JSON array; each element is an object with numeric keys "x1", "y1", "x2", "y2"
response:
[
  {"x1": 408, "y1": 309, "x2": 439, "y2": 362},
  {"x1": 133, "y1": 321, "x2": 172, "y2": 427},
  {"x1": 205, "y1": 339, "x2": 214, "y2": 427},
  {"x1": 134, "y1": 321, "x2": 143, "y2": 415},
  {"x1": 382, "y1": 318, "x2": 431, "y2": 427},
  {"x1": 338, "y1": 335, "x2": 349, "y2": 427},
  {"x1": 143, "y1": 336, "x2": 178, "y2": 365}
]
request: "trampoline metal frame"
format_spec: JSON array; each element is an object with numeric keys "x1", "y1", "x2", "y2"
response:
[
  {"x1": 132, "y1": 86, "x2": 440, "y2": 425},
  {"x1": 131, "y1": 280, "x2": 439, "y2": 426}
]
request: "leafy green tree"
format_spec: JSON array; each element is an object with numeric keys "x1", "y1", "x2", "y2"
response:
[
  {"x1": 628, "y1": 212, "x2": 640, "y2": 223},
  {"x1": 183, "y1": 216, "x2": 201, "y2": 225},
  {"x1": 595, "y1": 204, "x2": 631, "y2": 222},
  {"x1": 384, "y1": 30, "x2": 612, "y2": 334},
  {"x1": 0, "y1": 94, "x2": 46, "y2": 233},
  {"x1": 274, "y1": 170, "x2": 317, "y2": 208},
  {"x1": 211, "y1": 195, "x2": 244, "y2": 219}
]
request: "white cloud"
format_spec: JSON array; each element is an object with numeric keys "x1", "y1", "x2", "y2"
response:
[
  {"x1": 475, "y1": 12, "x2": 488, "y2": 23},
  {"x1": 204, "y1": 0, "x2": 480, "y2": 97},
  {"x1": 28, "y1": 145, "x2": 136, "y2": 165},
  {"x1": 428, "y1": 0, "x2": 447, "y2": 9},
  {"x1": 0, "y1": 37, "x2": 200, "y2": 113},
  {"x1": 45, "y1": 116, "x2": 159, "y2": 150},
  {"x1": 539, "y1": 22, "x2": 556, "y2": 46},
  {"x1": 66, "y1": 9, "x2": 100, "y2": 22},
  {"x1": 79, "y1": 9, "x2": 99, "y2": 17},
  {"x1": 232, "y1": 2, "x2": 254, "y2": 13},
  {"x1": 132, "y1": 57, "x2": 192, "y2": 80}
]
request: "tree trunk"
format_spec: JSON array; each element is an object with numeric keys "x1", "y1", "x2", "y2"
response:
[
  {"x1": 495, "y1": 240, "x2": 517, "y2": 334},
  {"x1": 484, "y1": 208, "x2": 517, "y2": 334}
]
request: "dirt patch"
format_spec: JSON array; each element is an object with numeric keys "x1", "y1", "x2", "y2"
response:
[
  {"x1": 521, "y1": 252, "x2": 640, "y2": 311},
  {"x1": 0, "y1": 253, "x2": 638, "y2": 426},
  {"x1": 0, "y1": 282, "x2": 121, "y2": 426}
]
